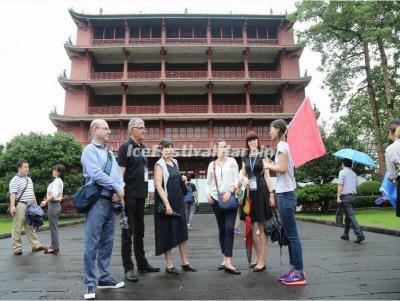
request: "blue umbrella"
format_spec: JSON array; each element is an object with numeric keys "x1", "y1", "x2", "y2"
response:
[{"x1": 333, "y1": 148, "x2": 377, "y2": 168}]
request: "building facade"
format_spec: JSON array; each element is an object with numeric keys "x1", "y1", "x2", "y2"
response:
[{"x1": 51, "y1": 9, "x2": 310, "y2": 187}]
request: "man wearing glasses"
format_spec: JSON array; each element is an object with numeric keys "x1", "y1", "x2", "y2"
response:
[{"x1": 118, "y1": 118, "x2": 160, "y2": 282}]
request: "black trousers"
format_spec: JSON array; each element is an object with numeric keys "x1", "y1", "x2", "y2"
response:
[
  {"x1": 121, "y1": 197, "x2": 148, "y2": 272},
  {"x1": 211, "y1": 202, "x2": 238, "y2": 257}
]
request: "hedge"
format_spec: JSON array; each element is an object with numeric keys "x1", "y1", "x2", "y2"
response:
[{"x1": 357, "y1": 180, "x2": 381, "y2": 195}]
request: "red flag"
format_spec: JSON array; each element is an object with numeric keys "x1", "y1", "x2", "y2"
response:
[{"x1": 287, "y1": 97, "x2": 326, "y2": 167}]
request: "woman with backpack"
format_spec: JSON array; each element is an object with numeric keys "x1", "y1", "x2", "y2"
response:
[{"x1": 263, "y1": 119, "x2": 306, "y2": 286}]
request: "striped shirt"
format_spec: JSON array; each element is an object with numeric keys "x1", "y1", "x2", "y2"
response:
[{"x1": 9, "y1": 174, "x2": 35, "y2": 203}]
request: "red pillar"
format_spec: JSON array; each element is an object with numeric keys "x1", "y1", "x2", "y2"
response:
[
  {"x1": 161, "y1": 19, "x2": 166, "y2": 45},
  {"x1": 243, "y1": 48, "x2": 249, "y2": 78},
  {"x1": 160, "y1": 48, "x2": 166, "y2": 79},
  {"x1": 242, "y1": 20, "x2": 248, "y2": 45},
  {"x1": 160, "y1": 120, "x2": 165, "y2": 139},
  {"x1": 160, "y1": 83, "x2": 165, "y2": 114},
  {"x1": 245, "y1": 83, "x2": 251, "y2": 113},
  {"x1": 125, "y1": 20, "x2": 130, "y2": 45},
  {"x1": 83, "y1": 85, "x2": 90, "y2": 114},
  {"x1": 207, "y1": 48, "x2": 212, "y2": 78},
  {"x1": 207, "y1": 19, "x2": 211, "y2": 44},
  {"x1": 207, "y1": 83, "x2": 213, "y2": 113},
  {"x1": 123, "y1": 50, "x2": 129, "y2": 79},
  {"x1": 122, "y1": 84, "x2": 127, "y2": 114},
  {"x1": 208, "y1": 119, "x2": 214, "y2": 148}
]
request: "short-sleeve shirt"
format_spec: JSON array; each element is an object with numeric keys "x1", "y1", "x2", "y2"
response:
[
  {"x1": 47, "y1": 177, "x2": 64, "y2": 201},
  {"x1": 118, "y1": 138, "x2": 148, "y2": 198},
  {"x1": 9, "y1": 174, "x2": 35, "y2": 203},
  {"x1": 274, "y1": 141, "x2": 296, "y2": 193},
  {"x1": 337, "y1": 167, "x2": 358, "y2": 195}
]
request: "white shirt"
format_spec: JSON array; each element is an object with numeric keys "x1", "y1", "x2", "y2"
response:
[
  {"x1": 205, "y1": 157, "x2": 239, "y2": 200},
  {"x1": 275, "y1": 141, "x2": 296, "y2": 193},
  {"x1": 47, "y1": 177, "x2": 64, "y2": 201}
]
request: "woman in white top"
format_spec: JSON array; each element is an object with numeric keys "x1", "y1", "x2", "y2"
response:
[
  {"x1": 263, "y1": 119, "x2": 305, "y2": 286},
  {"x1": 40, "y1": 164, "x2": 65, "y2": 254},
  {"x1": 206, "y1": 139, "x2": 240, "y2": 275}
]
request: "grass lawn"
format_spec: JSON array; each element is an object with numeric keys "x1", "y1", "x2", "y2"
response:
[
  {"x1": 0, "y1": 216, "x2": 84, "y2": 235},
  {"x1": 297, "y1": 208, "x2": 400, "y2": 230}
]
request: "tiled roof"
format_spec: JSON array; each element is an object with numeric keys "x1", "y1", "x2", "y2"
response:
[{"x1": 69, "y1": 8, "x2": 287, "y2": 22}]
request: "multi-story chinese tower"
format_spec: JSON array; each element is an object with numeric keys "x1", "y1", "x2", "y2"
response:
[{"x1": 50, "y1": 9, "x2": 310, "y2": 181}]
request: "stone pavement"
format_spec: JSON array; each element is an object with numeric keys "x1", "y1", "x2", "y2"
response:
[{"x1": 0, "y1": 214, "x2": 399, "y2": 300}]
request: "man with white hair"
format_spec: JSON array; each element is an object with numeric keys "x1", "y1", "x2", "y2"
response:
[
  {"x1": 81, "y1": 119, "x2": 125, "y2": 300},
  {"x1": 118, "y1": 118, "x2": 160, "y2": 283}
]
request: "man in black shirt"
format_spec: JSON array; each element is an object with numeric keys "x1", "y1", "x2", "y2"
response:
[{"x1": 118, "y1": 118, "x2": 160, "y2": 282}]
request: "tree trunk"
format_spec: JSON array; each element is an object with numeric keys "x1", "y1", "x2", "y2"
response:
[
  {"x1": 362, "y1": 41, "x2": 385, "y2": 175},
  {"x1": 377, "y1": 37, "x2": 394, "y2": 120}
]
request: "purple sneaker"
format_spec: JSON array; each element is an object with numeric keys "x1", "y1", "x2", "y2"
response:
[
  {"x1": 277, "y1": 268, "x2": 293, "y2": 282},
  {"x1": 234, "y1": 227, "x2": 241, "y2": 235},
  {"x1": 281, "y1": 272, "x2": 306, "y2": 286}
]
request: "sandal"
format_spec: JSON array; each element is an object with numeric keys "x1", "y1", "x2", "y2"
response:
[
  {"x1": 14, "y1": 248, "x2": 22, "y2": 255},
  {"x1": 44, "y1": 247, "x2": 59, "y2": 255}
]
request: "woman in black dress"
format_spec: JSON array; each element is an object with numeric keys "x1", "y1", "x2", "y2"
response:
[
  {"x1": 241, "y1": 131, "x2": 275, "y2": 272},
  {"x1": 154, "y1": 139, "x2": 196, "y2": 275}
]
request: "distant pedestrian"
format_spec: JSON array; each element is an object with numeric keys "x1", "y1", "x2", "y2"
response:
[
  {"x1": 9, "y1": 160, "x2": 47, "y2": 255},
  {"x1": 385, "y1": 119, "x2": 400, "y2": 217},
  {"x1": 40, "y1": 164, "x2": 65, "y2": 255},
  {"x1": 184, "y1": 174, "x2": 198, "y2": 230},
  {"x1": 336, "y1": 159, "x2": 365, "y2": 243}
]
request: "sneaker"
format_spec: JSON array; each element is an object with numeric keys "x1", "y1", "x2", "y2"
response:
[
  {"x1": 120, "y1": 216, "x2": 129, "y2": 230},
  {"x1": 234, "y1": 227, "x2": 241, "y2": 235},
  {"x1": 84, "y1": 286, "x2": 95, "y2": 300},
  {"x1": 354, "y1": 236, "x2": 365, "y2": 244},
  {"x1": 340, "y1": 235, "x2": 349, "y2": 241},
  {"x1": 281, "y1": 272, "x2": 307, "y2": 286},
  {"x1": 97, "y1": 279, "x2": 125, "y2": 289},
  {"x1": 277, "y1": 268, "x2": 294, "y2": 282},
  {"x1": 187, "y1": 224, "x2": 192, "y2": 230}
]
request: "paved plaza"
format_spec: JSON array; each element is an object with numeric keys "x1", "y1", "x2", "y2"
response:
[{"x1": 0, "y1": 214, "x2": 399, "y2": 300}]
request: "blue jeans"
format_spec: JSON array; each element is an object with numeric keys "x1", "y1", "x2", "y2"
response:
[
  {"x1": 277, "y1": 191, "x2": 304, "y2": 273},
  {"x1": 84, "y1": 198, "x2": 115, "y2": 288},
  {"x1": 211, "y1": 202, "x2": 237, "y2": 257}
]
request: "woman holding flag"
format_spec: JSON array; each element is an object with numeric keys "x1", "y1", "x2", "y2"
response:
[{"x1": 263, "y1": 119, "x2": 306, "y2": 286}]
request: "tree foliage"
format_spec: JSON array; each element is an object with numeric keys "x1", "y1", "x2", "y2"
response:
[{"x1": 0, "y1": 133, "x2": 83, "y2": 203}]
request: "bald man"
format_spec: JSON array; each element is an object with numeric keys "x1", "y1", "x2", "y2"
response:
[{"x1": 81, "y1": 119, "x2": 125, "y2": 300}]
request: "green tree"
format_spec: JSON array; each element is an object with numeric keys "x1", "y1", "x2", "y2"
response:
[
  {"x1": 291, "y1": 1, "x2": 400, "y2": 174},
  {"x1": 296, "y1": 121, "x2": 369, "y2": 183},
  {"x1": 0, "y1": 132, "x2": 83, "y2": 203}
]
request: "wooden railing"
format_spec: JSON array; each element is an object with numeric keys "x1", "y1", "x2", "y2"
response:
[
  {"x1": 88, "y1": 106, "x2": 122, "y2": 114},
  {"x1": 212, "y1": 71, "x2": 245, "y2": 78},
  {"x1": 251, "y1": 105, "x2": 282, "y2": 113},
  {"x1": 247, "y1": 38, "x2": 279, "y2": 45},
  {"x1": 211, "y1": 38, "x2": 243, "y2": 45},
  {"x1": 89, "y1": 37, "x2": 281, "y2": 47},
  {"x1": 128, "y1": 71, "x2": 161, "y2": 79},
  {"x1": 166, "y1": 38, "x2": 208, "y2": 45},
  {"x1": 165, "y1": 71, "x2": 207, "y2": 78},
  {"x1": 213, "y1": 105, "x2": 246, "y2": 113},
  {"x1": 94, "y1": 72, "x2": 123, "y2": 80},
  {"x1": 126, "y1": 106, "x2": 160, "y2": 114},
  {"x1": 93, "y1": 38, "x2": 125, "y2": 46},
  {"x1": 249, "y1": 71, "x2": 281, "y2": 79},
  {"x1": 165, "y1": 105, "x2": 208, "y2": 113},
  {"x1": 129, "y1": 38, "x2": 162, "y2": 45}
]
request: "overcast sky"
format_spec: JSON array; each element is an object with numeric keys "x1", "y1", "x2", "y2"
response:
[{"x1": 0, "y1": 0, "x2": 332, "y2": 145}]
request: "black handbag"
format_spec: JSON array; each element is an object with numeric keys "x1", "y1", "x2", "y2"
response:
[
  {"x1": 72, "y1": 150, "x2": 112, "y2": 213},
  {"x1": 265, "y1": 209, "x2": 289, "y2": 248}
]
